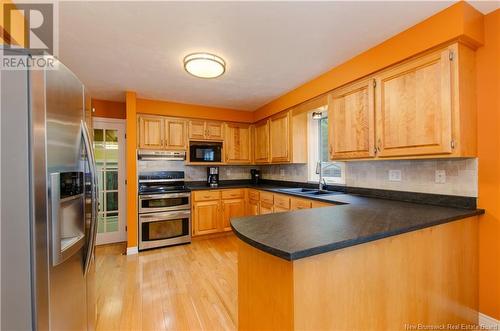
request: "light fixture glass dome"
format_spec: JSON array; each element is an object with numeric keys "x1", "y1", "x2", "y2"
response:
[{"x1": 183, "y1": 52, "x2": 226, "y2": 79}]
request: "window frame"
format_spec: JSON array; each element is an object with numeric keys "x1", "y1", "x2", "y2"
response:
[{"x1": 307, "y1": 110, "x2": 346, "y2": 185}]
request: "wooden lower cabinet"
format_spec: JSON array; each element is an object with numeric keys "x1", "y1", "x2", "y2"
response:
[
  {"x1": 192, "y1": 200, "x2": 220, "y2": 236},
  {"x1": 192, "y1": 190, "x2": 245, "y2": 237},
  {"x1": 259, "y1": 202, "x2": 274, "y2": 215},
  {"x1": 221, "y1": 198, "x2": 246, "y2": 231},
  {"x1": 192, "y1": 189, "x2": 335, "y2": 237},
  {"x1": 274, "y1": 206, "x2": 290, "y2": 213},
  {"x1": 291, "y1": 197, "x2": 312, "y2": 210},
  {"x1": 311, "y1": 201, "x2": 332, "y2": 208},
  {"x1": 247, "y1": 199, "x2": 260, "y2": 216}
]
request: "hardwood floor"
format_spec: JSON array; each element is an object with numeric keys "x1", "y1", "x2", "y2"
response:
[{"x1": 95, "y1": 235, "x2": 238, "y2": 331}]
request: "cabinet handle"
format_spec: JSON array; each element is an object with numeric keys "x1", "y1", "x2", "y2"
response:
[
  {"x1": 377, "y1": 138, "x2": 381, "y2": 152},
  {"x1": 329, "y1": 144, "x2": 333, "y2": 155}
]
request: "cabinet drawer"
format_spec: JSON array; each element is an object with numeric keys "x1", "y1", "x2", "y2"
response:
[
  {"x1": 221, "y1": 189, "x2": 244, "y2": 199},
  {"x1": 260, "y1": 191, "x2": 274, "y2": 205},
  {"x1": 248, "y1": 189, "x2": 260, "y2": 202},
  {"x1": 193, "y1": 190, "x2": 220, "y2": 202},
  {"x1": 291, "y1": 198, "x2": 312, "y2": 210},
  {"x1": 273, "y1": 194, "x2": 290, "y2": 210},
  {"x1": 311, "y1": 201, "x2": 333, "y2": 208}
]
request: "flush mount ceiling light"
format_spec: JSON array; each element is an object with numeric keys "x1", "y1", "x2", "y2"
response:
[{"x1": 183, "y1": 52, "x2": 226, "y2": 79}]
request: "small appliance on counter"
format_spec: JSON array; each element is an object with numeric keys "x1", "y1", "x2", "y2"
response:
[
  {"x1": 207, "y1": 166, "x2": 219, "y2": 187},
  {"x1": 250, "y1": 169, "x2": 261, "y2": 185}
]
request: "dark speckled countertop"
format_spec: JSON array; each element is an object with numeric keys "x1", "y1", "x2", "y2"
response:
[{"x1": 187, "y1": 181, "x2": 484, "y2": 261}]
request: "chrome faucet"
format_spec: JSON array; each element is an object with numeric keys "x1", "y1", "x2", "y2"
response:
[{"x1": 317, "y1": 161, "x2": 340, "y2": 191}]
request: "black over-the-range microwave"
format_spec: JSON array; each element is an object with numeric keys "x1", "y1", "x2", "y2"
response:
[{"x1": 189, "y1": 141, "x2": 223, "y2": 163}]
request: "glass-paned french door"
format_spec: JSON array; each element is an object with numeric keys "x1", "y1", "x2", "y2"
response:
[{"x1": 93, "y1": 118, "x2": 126, "y2": 245}]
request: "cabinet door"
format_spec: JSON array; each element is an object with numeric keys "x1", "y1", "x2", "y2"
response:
[
  {"x1": 221, "y1": 198, "x2": 246, "y2": 231},
  {"x1": 138, "y1": 115, "x2": 164, "y2": 149},
  {"x1": 165, "y1": 118, "x2": 187, "y2": 150},
  {"x1": 375, "y1": 49, "x2": 453, "y2": 157},
  {"x1": 225, "y1": 123, "x2": 252, "y2": 164},
  {"x1": 260, "y1": 202, "x2": 274, "y2": 215},
  {"x1": 254, "y1": 120, "x2": 270, "y2": 163},
  {"x1": 247, "y1": 200, "x2": 260, "y2": 216},
  {"x1": 192, "y1": 200, "x2": 220, "y2": 236},
  {"x1": 329, "y1": 79, "x2": 375, "y2": 159},
  {"x1": 270, "y1": 111, "x2": 291, "y2": 163},
  {"x1": 189, "y1": 120, "x2": 206, "y2": 140},
  {"x1": 206, "y1": 121, "x2": 224, "y2": 140}
]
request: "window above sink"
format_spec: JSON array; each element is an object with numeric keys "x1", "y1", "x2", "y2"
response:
[{"x1": 307, "y1": 107, "x2": 346, "y2": 185}]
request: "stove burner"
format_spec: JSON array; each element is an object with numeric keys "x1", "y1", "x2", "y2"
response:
[{"x1": 138, "y1": 170, "x2": 189, "y2": 195}]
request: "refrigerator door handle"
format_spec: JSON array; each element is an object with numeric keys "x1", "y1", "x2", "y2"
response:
[{"x1": 81, "y1": 120, "x2": 98, "y2": 276}]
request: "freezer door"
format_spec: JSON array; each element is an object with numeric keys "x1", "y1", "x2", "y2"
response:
[{"x1": 45, "y1": 61, "x2": 88, "y2": 331}]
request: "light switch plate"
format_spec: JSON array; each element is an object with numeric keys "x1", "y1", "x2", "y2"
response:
[
  {"x1": 388, "y1": 169, "x2": 402, "y2": 182},
  {"x1": 435, "y1": 170, "x2": 446, "y2": 184}
]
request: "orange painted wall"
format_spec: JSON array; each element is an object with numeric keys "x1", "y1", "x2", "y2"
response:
[
  {"x1": 137, "y1": 98, "x2": 253, "y2": 123},
  {"x1": 92, "y1": 99, "x2": 126, "y2": 119},
  {"x1": 0, "y1": 0, "x2": 25, "y2": 46},
  {"x1": 125, "y1": 92, "x2": 138, "y2": 248},
  {"x1": 253, "y1": 1, "x2": 484, "y2": 121},
  {"x1": 476, "y1": 9, "x2": 500, "y2": 320}
]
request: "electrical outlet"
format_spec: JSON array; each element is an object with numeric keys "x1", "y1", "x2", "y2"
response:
[
  {"x1": 388, "y1": 169, "x2": 402, "y2": 182},
  {"x1": 279, "y1": 168, "x2": 285, "y2": 177},
  {"x1": 226, "y1": 168, "x2": 231, "y2": 176},
  {"x1": 435, "y1": 170, "x2": 446, "y2": 184}
]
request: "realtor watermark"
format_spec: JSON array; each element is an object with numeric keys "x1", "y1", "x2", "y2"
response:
[
  {"x1": 1, "y1": 1, "x2": 58, "y2": 70},
  {"x1": 404, "y1": 323, "x2": 499, "y2": 330}
]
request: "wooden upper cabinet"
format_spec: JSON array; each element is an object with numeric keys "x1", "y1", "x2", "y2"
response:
[
  {"x1": 328, "y1": 79, "x2": 375, "y2": 160},
  {"x1": 254, "y1": 120, "x2": 270, "y2": 163},
  {"x1": 375, "y1": 47, "x2": 454, "y2": 157},
  {"x1": 138, "y1": 115, "x2": 164, "y2": 149},
  {"x1": 188, "y1": 120, "x2": 206, "y2": 140},
  {"x1": 188, "y1": 120, "x2": 224, "y2": 140},
  {"x1": 164, "y1": 118, "x2": 187, "y2": 150},
  {"x1": 225, "y1": 123, "x2": 252, "y2": 164},
  {"x1": 206, "y1": 121, "x2": 224, "y2": 140},
  {"x1": 270, "y1": 111, "x2": 291, "y2": 163}
]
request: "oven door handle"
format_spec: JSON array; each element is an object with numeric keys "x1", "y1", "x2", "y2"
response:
[
  {"x1": 139, "y1": 192, "x2": 191, "y2": 200},
  {"x1": 139, "y1": 211, "x2": 191, "y2": 223}
]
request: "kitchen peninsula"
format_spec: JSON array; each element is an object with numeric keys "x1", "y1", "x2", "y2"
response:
[{"x1": 231, "y1": 192, "x2": 483, "y2": 330}]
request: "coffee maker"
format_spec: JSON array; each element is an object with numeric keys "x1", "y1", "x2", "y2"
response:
[
  {"x1": 250, "y1": 169, "x2": 261, "y2": 185},
  {"x1": 207, "y1": 166, "x2": 219, "y2": 187}
]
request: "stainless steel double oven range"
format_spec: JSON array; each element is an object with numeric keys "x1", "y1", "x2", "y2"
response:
[{"x1": 138, "y1": 171, "x2": 191, "y2": 250}]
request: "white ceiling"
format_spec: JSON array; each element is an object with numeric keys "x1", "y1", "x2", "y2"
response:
[{"x1": 57, "y1": 1, "x2": 497, "y2": 111}]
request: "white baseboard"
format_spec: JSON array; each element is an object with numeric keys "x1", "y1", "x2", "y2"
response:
[
  {"x1": 479, "y1": 312, "x2": 500, "y2": 329},
  {"x1": 126, "y1": 246, "x2": 138, "y2": 255}
]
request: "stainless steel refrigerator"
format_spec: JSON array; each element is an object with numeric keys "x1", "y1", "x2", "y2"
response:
[{"x1": 1, "y1": 52, "x2": 98, "y2": 330}]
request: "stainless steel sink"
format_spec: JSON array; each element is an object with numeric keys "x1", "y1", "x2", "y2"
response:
[
  {"x1": 279, "y1": 188, "x2": 316, "y2": 193},
  {"x1": 278, "y1": 188, "x2": 342, "y2": 196}
]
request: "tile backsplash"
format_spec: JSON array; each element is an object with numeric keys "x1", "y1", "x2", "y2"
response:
[
  {"x1": 345, "y1": 159, "x2": 478, "y2": 197},
  {"x1": 137, "y1": 160, "x2": 255, "y2": 181},
  {"x1": 137, "y1": 158, "x2": 478, "y2": 197}
]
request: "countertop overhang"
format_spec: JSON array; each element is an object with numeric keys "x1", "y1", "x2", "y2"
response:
[{"x1": 186, "y1": 182, "x2": 484, "y2": 261}]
